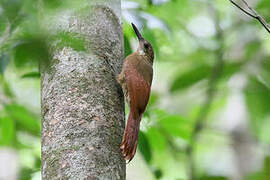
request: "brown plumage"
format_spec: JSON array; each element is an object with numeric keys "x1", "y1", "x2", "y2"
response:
[{"x1": 117, "y1": 23, "x2": 154, "y2": 162}]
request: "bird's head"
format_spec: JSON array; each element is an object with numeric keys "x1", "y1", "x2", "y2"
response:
[{"x1": 131, "y1": 23, "x2": 154, "y2": 63}]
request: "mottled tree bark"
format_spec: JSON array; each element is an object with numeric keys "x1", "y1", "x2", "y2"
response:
[{"x1": 41, "y1": 0, "x2": 125, "y2": 179}]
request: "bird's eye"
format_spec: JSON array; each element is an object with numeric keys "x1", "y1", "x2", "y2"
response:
[{"x1": 144, "y1": 43, "x2": 149, "y2": 49}]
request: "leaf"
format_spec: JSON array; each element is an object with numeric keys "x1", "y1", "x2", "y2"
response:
[
  {"x1": 158, "y1": 114, "x2": 191, "y2": 140},
  {"x1": 0, "y1": 77, "x2": 14, "y2": 97},
  {"x1": 51, "y1": 31, "x2": 86, "y2": 51},
  {"x1": 13, "y1": 38, "x2": 50, "y2": 68},
  {"x1": 0, "y1": 53, "x2": 10, "y2": 74},
  {"x1": 170, "y1": 65, "x2": 211, "y2": 92},
  {"x1": 0, "y1": 116, "x2": 15, "y2": 146},
  {"x1": 148, "y1": 92, "x2": 159, "y2": 107},
  {"x1": 153, "y1": 168, "x2": 163, "y2": 179},
  {"x1": 144, "y1": 92, "x2": 159, "y2": 117},
  {"x1": 244, "y1": 76, "x2": 270, "y2": 133},
  {"x1": 199, "y1": 176, "x2": 228, "y2": 180},
  {"x1": 221, "y1": 62, "x2": 243, "y2": 80},
  {"x1": 258, "y1": 57, "x2": 270, "y2": 90},
  {"x1": 124, "y1": 35, "x2": 132, "y2": 57},
  {"x1": 171, "y1": 62, "x2": 243, "y2": 92},
  {"x1": 245, "y1": 172, "x2": 265, "y2": 180},
  {"x1": 42, "y1": 0, "x2": 63, "y2": 9},
  {"x1": 0, "y1": 16, "x2": 8, "y2": 36},
  {"x1": 19, "y1": 167, "x2": 34, "y2": 180},
  {"x1": 146, "y1": 127, "x2": 167, "y2": 151},
  {"x1": 5, "y1": 104, "x2": 40, "y2": 136},
  {"x1": 21, "y1": 72, "x2": 40, "y2": 78},
  {"x1": 1, "y1": 0, "x2": 22, "y2": 22},
  {"x1": 244, "y1": 40, "x2": 261, "y2": 59},
  {"x1": 256, "y1": 0, "x2": 270, "y2": 17},
  {"x1": 264, "y1": 156, "x2": 270, "y2": 179},
  {"x1": 138, "y1": 131, "x2": 152, "y2": 163}
]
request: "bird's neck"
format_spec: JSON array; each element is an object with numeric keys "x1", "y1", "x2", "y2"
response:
[{"x1": 136, "y1": 51, "x2": 153, "y2": 66}]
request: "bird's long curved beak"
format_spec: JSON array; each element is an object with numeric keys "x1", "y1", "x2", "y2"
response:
[{"x1": 131, "y1": 23, "x2": 143, "y2": 40}]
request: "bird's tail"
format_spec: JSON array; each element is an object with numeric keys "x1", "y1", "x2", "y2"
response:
[{"x1": 120, "y1": 112, "x2": 142, "y2": 162}]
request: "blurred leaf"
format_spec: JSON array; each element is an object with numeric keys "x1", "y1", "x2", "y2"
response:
[
  {"x1": 0, "y1": 15, "x2": 8, "y2": 35},
  {"x1": 221, "y1": 62, "x2": 243, "y2": 80},
  {"x1": 21, "y1": 72, "x2": 40, "y2": 79},
  {"x1": 1, "y1": 0, "x2": 22, "y2": 22},
  {"x1": 171, "y1": 62, "x2": 242, "y2": 92},
  {"x1": 147, "y1": 0, "x2": 153, "y2": 6},
  {"x1": 256, "y1": 0, "x2": 270, "y2": 19},
  {"x1": 34, "y1": 156, "x2": 41, "y2": 169},
  {"x1": 13, "y1": 38, "x2": 49, "y2": 68},
  {"x1": 5, "y1": 104, "x2": 40, "y2": 136},
  {"x1": 42, "y1": 0, "x2": 63, "y2": 9},
  {"x1": 244, "y1": 76, "x2": 270, "y2": 133},
  {"x1": 0, "y1": 0, "x2": 28, "y2": 31},
  {"x1": 148, "y1": 92, "x2": 159, "y2": 107},
  {"x1": 244, "y1": 40, "x2": 261, "y2": 59},
  {"x1": 152, "y1": 167, "x2": 163, "y2": 179},
  {"x1": 263, "y1": 156, "x2": 270, "y2": 179},
  {"x1": 0, "y1": 116, "x2": 15, "y2": 146},
  {"x1": 159, "y1": 114, "x2": 191, "y2": 140},
  {"x1": 144, "y1": 92, "x2": 160, "y2": 117},
  {"x1": 51, "y1": 31, "x2": 86, "y2": 51},
  {"x1": 0, "y1": 76, "x2": 14, "y2": 97},
  {"x1": 257, "y1": 0, "x2": 270, "y2": 9},
  {"x1": 19, "y1": 167, "x2": 33, "y2": 180},
  {"x1": 0, "y1": 53, "x2": 10, "y2": 74},
  {"x1": 170, "y1": 65, "x2": 211, "y2": 92},
  {"x1": 245, "y1": 172, "x2": 264, "y2": 180},
  {"x1": 138, "y1": 131, "x2": 152, "y2": 163},
  {"x1": 124, "y1": 35, "x2": 132, "y2": 57},
  {"x1": 258, "y1": 58, "x2": 270, "y2": 90},
  {"x1": 199, "y1": 176, "x2": 227, "y2": 180},
  {"x1": 146, "y1": 127, "x2": 166, "y2": 151},
  {"x1": 42, "y1": 0, "x2": 84, "y2": 10}
]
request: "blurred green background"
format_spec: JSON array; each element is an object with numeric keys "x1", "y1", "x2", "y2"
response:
[{"x1": 0, "y1": 0, "x2": 270, "y2": 179}]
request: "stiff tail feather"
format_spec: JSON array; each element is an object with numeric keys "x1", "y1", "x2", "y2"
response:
[{"x1": 120, "y1": 112, "x2": 141, "y2": 162}]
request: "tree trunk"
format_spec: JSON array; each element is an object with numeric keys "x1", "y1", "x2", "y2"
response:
[{"x1": 41, "y1": 0, "x2": 125, "y2": 179}]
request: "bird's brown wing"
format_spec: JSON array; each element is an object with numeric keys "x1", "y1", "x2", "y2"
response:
[
  {"x1": 125, "y1": 63, "x2": 151, "y2": 116},
  {"x1": 120, "y1": 61, "x2": 151, "y2": 161}
]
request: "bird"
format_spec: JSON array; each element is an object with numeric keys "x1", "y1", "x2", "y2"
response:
[{"x1": 117, "y1": 23, "x2": 154, "y2": 162}]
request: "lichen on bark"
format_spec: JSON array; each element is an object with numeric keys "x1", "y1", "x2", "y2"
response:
[{"x1": 41, "y1": 0, "x2": 125, "y2": 179}]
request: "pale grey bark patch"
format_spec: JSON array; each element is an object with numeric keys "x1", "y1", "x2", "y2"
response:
[{"x1": 41, "y1": 1, "x2": 125, "y2": 179}]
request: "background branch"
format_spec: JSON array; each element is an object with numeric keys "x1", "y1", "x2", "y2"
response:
[{"x1": 228, "y1": 0, "x2": 270, "y2": 33}]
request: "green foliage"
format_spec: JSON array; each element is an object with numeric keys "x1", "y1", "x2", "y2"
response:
[
  {"x1": 171, "y1": 62, "x2": 242, "y2": 92},
  {"x1": 138, "y1": 131, "x2": 152, "y2": 163},
  {"x1": 0, "y1": 117, "x2": 15, "y2": 146},
  {"x1": 124, "y1": 35, "x2": 132, "y2": 57},
  {"x1": 43, "y1": 0, "x2": 63, "y2": 9},
  {"x1": 146, "y1": 127, "x2": 167, "y2": 151},
  {"x1": 158, "y1": 113, "x2": 191, "y2": 140},
  {"x1": 13, "y1": 38, "x2": 50, "y2": 68},
  {"x1": 0, "y1": 54, "x2": 10, "y2": 74},
  {"x1": 171, "y1": 64, "x2": 211, "y2": 92},
  {"x1": 244, "y1": 76, "x2": 270, "y2": 134},
  {"x1": 0, "y1": 76, "x2": 14, "y2": 97},
  {"x1": 21, "y1": 72, "x2": 41, "y2": 79},
  {"x1": 4, "y1": 104, "x2": 40, "y2": 136},
  {"x1": 50, "y1": 32, "x2": 86, "y2": 51},
  {"x1": 199, "y1": 176, "x2": 228, "y2": 180}
]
